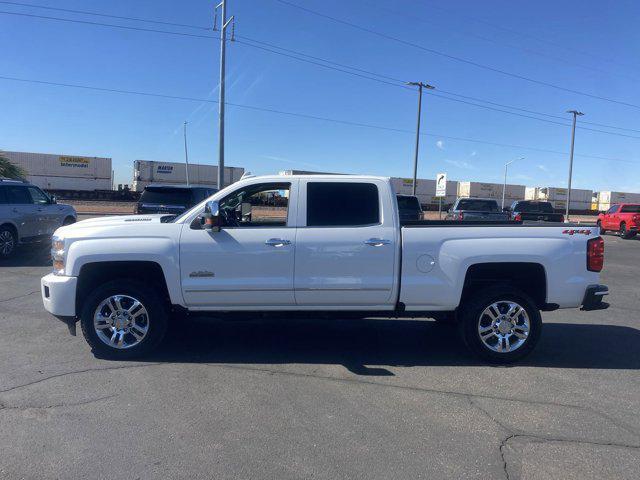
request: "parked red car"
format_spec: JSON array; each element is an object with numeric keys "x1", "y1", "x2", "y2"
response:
[{"x1": 597, "y1": 203, "x2": 640, "y2": 239}]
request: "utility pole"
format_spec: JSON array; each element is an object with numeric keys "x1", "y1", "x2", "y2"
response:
[
  {"x1": 183, "y1": 121, "x2": 190, "y2": 186},
  {"x1": 502, "y1": 157, "x2": 524, "y2": 209},
  {"x1": 407, "y1": 81, "x2": 435, "y2": 196},
  {"x1": 565, "y1": 110, "x2": 584, "y2": 222},
  {"x1": 215, "y1": 0, "x2": 235, "y2": 190}
]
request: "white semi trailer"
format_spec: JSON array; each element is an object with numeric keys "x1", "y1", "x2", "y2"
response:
[{"x1": 132, "y1": 160, "x2": 245, "y2": 192}]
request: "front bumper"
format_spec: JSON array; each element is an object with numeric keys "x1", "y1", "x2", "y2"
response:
[
  {"x1": 41, "y1": 274, "x2": 78, "y2": 333},
  {"x1": 581, "y1": 284, "x2": 609, "y2": 311}
]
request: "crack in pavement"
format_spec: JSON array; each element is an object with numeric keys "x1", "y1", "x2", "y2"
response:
[
  {"x1": 499, "y1": 434, "x2": 640, "y2": 480},
  {"x1": 0, "y1": 394, "x2": 116, "y2": 412},
  {"x1": 0, "y1": 291, "x2": 38, "y2": 303}
]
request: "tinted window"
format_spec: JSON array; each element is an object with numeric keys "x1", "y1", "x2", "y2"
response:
[
  {"x1": 607, "y1": 205, "x2": 620, "y2": 214},
  {"x1": 620, "y1": 205, "x2": 640, "y2": 213},
  {"x1": 140, "y1": 187, "x2": 194, "y2": 205},
  {"x1": 456, "y1": 199, "x2": 499, "y2": 212},
  {"x1": 6, "y1": 186, "x2": 32, "y2": 204},
  {"x1": 28, "y1": 186, "x2": 50, "y2": 205},
  {"x1": 307, "y1": 182, "x2": 379, "y2": 227},
  {"x1": 0, "y1": 187, "x2": 8, "y2": 204},
  {"x1": 397, "y1": 196, "x2": 421, "y2": 211},
  {"x1": 515, "y1": 202, "x2": 553, "y2": 213}
]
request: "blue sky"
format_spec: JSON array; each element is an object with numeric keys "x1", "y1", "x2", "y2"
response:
[{"x1": 1, "y1": 0, "x2": 639, "y2": 191}]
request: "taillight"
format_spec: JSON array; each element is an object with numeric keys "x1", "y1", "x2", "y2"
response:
[
  {"x1": 514, "y1": 213, "x2": 522, "y2": 222},
  {"x1": 587, "y1": 236, "x2": 604, "y2": 272},
  {"x1": 559, "y1": 214, "x2": 564, "y2": 223},
  {"x1": 457, "y1": 212, "x2": 464, "y2": 221}
]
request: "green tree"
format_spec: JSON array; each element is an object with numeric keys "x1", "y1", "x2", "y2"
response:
[{"x1": 0, "y1": 154, "x2": 26, "y2": 179}]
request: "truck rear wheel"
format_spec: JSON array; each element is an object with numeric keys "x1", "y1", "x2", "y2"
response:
[
  {"x1": 620, "y1": 222, "x2": 636, "y2": 239},
  {"x1": 458, "y1": 286, "x2": 542, "y2": 364},
  {"x1": 80, "y1": 279, "x2": 168, "y2": 359}
]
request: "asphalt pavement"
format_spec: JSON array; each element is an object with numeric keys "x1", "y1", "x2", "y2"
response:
[{"x1": 0, "y1": 234, "x2": 638, "y2": 479}]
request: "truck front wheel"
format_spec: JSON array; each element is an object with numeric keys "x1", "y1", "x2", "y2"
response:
[
  {"x1": 80, "y1": 279, "x2": 168, "y2": 359},
  {"x1": 458, "y1": 286, "x2": 542, "y2": 364}
]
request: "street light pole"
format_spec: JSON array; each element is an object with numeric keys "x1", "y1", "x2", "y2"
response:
[
  {"x1": 407, "y1": 81, "x2": 435, "y2": 196},
  {"x1": 183, "y1": 121, "x2": 190, "y2": 187},
  {"x1": 215, "y1": 0, "x2": 235, "y2": 191},
  {"x1": 502, "y1": 157, "x2": 524, "y2": 209},
  {"x1": 565, "y1": 110, "x2": 584, "y2": 222}
]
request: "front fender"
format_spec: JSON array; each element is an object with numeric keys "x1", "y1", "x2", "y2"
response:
[{"x1": 66, "y1": 237, "x2": 184, "y2": 306}]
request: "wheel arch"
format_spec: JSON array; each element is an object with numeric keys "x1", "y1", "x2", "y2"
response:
[
  {"x1": 460, "y1": 262, "x2": 547, "y2": 309},
  {"x1": 76, "y1": 261, "x2": 172, "y2": 316}
]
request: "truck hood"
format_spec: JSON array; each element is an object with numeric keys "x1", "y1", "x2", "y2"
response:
[{"x1": 55, "y1": 214, "x2": 172, "y2": 236}]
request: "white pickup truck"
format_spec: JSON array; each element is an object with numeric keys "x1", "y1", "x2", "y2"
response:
[{"x1": 41, "y1": 174, "x2": 608, "y2": 363}]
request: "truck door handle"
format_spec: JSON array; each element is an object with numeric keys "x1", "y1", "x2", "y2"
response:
[
  {"x1": 265, "y1": 238, "x2": 291, "y2": 247},
  {"x1": 364, "y1": 238, "x2": 391, "y2": 247}
]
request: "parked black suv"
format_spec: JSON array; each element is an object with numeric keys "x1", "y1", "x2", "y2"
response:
[
  {"x1": 506, "y1": 200, "x2": 564, "y2": 222},
  {"x1": 396, "y1": 195, "x2": 423, "y2": 221},
  {"x1": 136, "y1": 185, "x2": 217, "y2": 215}
]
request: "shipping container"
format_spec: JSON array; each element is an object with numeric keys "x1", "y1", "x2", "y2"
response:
[
  {"x1": 457, "y1": 181, "x2": 526, "y2": 202},
  {"x1": 595, "y1": 191, "x2": 640, "y2": 211},
  {"x1": 525, "y1": 187, "x2": 538, "y2": 200},
  {"x1": 132, "y1": 160, "x2": 244, "y2": 192},
  {"x1": 390, "y1": 177, "x2": 458, "y2": 207},
  {"x1": 535, "y1": 186, "x2": 593, "y2": 211},
  {"x1": 2, "y1": 150, "x2": 112, "y2": 191},
  {"x1": 28, "y1": 176, "x2": 112, "y2": 192}
]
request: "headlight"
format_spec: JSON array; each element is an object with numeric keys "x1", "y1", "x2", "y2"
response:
[{"x1": 51, "y1": 236, "x2": 65, "y2": 275}]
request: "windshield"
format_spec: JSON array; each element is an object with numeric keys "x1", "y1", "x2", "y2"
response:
[
  {"x1": 139, "y1": 187, "x2": 193, "y2": 205},
  {"x1": 456, "y1": 199, "x2": 499, "y2": 211},
  {"x1": 397, "y1": 196, "x2": 421, "y2": 211}
]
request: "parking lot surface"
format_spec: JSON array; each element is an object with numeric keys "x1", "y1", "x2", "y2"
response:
[{"x1": 1, "y1": 234, "x2": 638, "y2": 479}]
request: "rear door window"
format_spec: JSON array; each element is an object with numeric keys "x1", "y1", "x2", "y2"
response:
[
  {"x1": 6, "y1": 186, "x2": 32, "y2": 204},
  {"x1": 0, "y1": 187, "x2": 8, "y2": 204},
  {"x1": 620, "y1": 205, "x2": 640, "y2": 213},
  {"x1": 307, "y1": 182, "x2": 379, "y2": 227}
]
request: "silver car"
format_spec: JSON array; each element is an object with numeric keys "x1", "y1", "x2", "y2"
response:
[{"x1": 0, "y1": 178, "x2": 77, "y2": 258}]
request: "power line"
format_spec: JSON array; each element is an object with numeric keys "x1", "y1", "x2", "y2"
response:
[
  {"x1": 0, "y1": 0, "x2": 211, "y2": 30},
  {"x1": 358, "y1": 0, "x2": 639, "y2": 83},
  {"x1": 1, "y1": 74, "x2": 639, "y2": 165},
  {"x1": 421, "y1": 0, "x2": 640, "y2": 74},
  {"x1": 273, "y1": 0, "x2": 640, "y2": 110},
  {"x1": 3, "y1": 7, "x2": 639, "y2": 136},
  {"x1": 0, "y1": 9, "x2": 215, "y2": 39}
]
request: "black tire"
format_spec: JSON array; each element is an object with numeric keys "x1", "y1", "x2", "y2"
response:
[
  {"x1": 596, "y1": 220, "x2": 606, "y2": 234},
  {"x1": 80, "y1": 279, "x2": 169, "y2": 359},
  {"x1": 620, "y1": 222, "x2": 636, "y2": 239},
  {"x1": 62, "y1": 216, "x2": 76, "y2": 226},
  {"x1": 0, "y1": 225, "x2": 17, "y2": 259},
  {"x1": 458, "y1": 285, "x2": 542, "y2": 364}
]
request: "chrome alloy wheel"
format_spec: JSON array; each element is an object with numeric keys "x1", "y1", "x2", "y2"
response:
[
  {"x1": 477, "y1": 300, "x2": 530, "y2": 353},
  {"x1": 93, "y1": 295, "x2": 149, "y2": 349},
  {"x1": 0, "y1": 230, "x2": 15, "y2": 256}
]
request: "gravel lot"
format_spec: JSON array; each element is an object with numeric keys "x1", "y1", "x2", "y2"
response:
[{"x1": 0, "y1": 233, "x2": 638, "y2": 479}]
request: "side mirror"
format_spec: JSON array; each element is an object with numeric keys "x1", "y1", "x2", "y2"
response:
[
  {"x1": 203, "y1": 200, "x2": 221, "y2": 232},
  {"x1": 50, "y1": 195, "x2": 57, "y2": 204}
]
